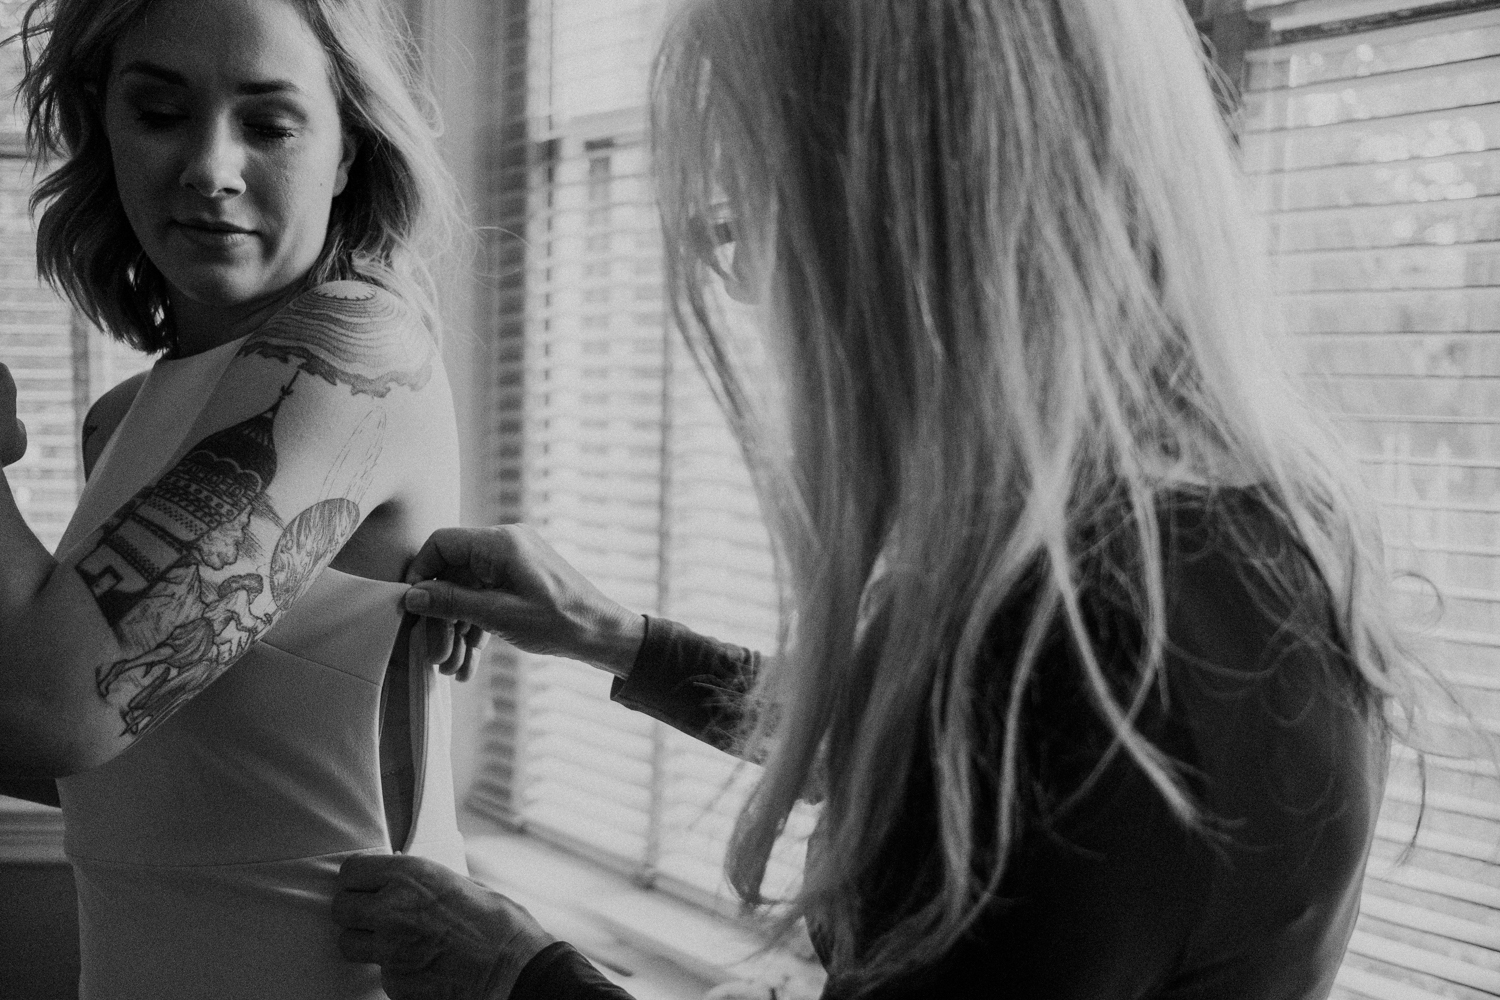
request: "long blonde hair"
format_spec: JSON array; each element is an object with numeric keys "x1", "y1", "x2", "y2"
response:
[
  {"x1": 19, "y1": 0, "x2": 460, "y2": 351},
  {"x1": 653, "y1": 0, "x2": 1415, "y2": 989}
]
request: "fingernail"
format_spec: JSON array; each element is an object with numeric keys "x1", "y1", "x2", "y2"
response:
[{"x1": 404, "y1": 588, "x2": 430, "y2": 612}]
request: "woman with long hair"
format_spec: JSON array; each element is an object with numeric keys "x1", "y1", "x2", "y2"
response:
[
  {"x1": 0, "y1": 0, "x2": 470, "y2": 996},
  {"x1": 333, "y1": 0, "x2": 1415, "y2": 997}
]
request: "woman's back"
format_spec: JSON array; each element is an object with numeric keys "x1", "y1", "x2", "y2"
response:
[{"x1": 831, "y1": 490, "x2": 1384, "y2": 998}]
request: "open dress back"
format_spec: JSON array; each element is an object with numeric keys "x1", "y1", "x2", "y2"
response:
[{"x1": 53, "y1": 335, "x2": 468, "y2": 1000}]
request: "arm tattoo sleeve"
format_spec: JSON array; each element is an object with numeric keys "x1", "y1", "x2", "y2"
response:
[
  {"x1": 236, "y1": 283, "x2": 435, "y2": 398},
  {"x1": 77, "y1": 382, "x2": 299, "y2": 736},
  {"x1": 72, "y1": 282, "x2": 422, "y2": 740}
]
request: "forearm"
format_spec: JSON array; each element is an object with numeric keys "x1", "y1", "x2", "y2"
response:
[{"x1": 0, "y1": 473, "x2": 126, "y2": 775}]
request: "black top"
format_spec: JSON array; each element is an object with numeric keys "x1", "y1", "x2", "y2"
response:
[
  {"x1": 510, "y1": 942, "x2": 635, "y2": 999},
  {"x1": 510, "y1": 492, "x2": 1386, "y2": 1000}
]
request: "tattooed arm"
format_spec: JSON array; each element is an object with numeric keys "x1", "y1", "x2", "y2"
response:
[{"x1": 0, "y1": 282, "x2": 436, "y2": 776}]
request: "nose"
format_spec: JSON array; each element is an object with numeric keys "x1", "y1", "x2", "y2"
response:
[{"x1": 178, "y1": 119, "x2": 246, "y2": 199}]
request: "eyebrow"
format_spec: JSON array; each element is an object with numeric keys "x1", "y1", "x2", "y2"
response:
[{"x1": 117, "y1": 60, "x2": 305, "y2": 97}]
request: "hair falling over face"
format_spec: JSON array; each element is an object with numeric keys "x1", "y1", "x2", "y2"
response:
[{"x1": 653, "y1": 0, "x2": 1421, "y2": 990}]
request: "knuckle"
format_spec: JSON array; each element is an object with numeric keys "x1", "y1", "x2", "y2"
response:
[
  {"x1": 404, "y1": 853, "x2": 439, "y2": 877},
  {"x1": 340, "y1": 854, "x2": 378, "y2": 879},
  {"x1": 429, "y1": 587, "x2": 456, "y2": 615}
]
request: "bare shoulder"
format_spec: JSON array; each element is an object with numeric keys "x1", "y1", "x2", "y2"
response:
[
  {"x1": 237, "y1": 280, "x2": 436, "y2": 400},
  {"x1": 82, "y1": 370, "x2": 150, "y2": 478}
]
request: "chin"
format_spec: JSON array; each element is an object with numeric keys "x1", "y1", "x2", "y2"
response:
[{"x1": 168, "y1": 267, "x2": 294, "y2": 311}]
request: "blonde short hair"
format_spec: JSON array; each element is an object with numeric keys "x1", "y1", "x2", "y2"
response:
[{"x1": 20, "y1": 0, "x2": 459, "y2": 352}]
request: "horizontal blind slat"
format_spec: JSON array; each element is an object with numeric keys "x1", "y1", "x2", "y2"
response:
[
  {"x1": 1248, "y1": 15, "x2": 1500, "y2": 91},
  {"x1": 1250, "y1": 10, "x2": 1500, "y2": 994},
  {"x1": 1276, "y1": 240, "x2": 1500, "y2": 292},
  {"x1": 1245, "y1": 54, "x2": 1500, "y2": 133},
  {"x1": 1247, "y1": 102, "x2": 1500, "y2": 180}
]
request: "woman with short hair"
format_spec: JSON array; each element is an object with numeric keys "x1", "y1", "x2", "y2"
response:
[{"x1": 0, "y1": 1, "x2": 469, "y2": 996}]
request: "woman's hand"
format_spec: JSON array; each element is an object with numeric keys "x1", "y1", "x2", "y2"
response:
[
  {"x1": 0, "y1": 364, "x2": 27, "y2": 467},
  {"x1": 403, "y1": 525, "x2": 646, "y2": 680},
  {"x1": 333, "y1": 853, "x2": 555, "y2": 1000}
]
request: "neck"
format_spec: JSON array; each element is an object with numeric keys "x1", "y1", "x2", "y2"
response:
[{"x1": 168, "y1": 284, "x2": 305, "y2": 358}]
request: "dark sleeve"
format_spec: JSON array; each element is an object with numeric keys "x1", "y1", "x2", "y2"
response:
[
  {"x1": 508, "y1": 942, "x2": 636, "y2": 1000},
  {"x1": 609, "y1": 615, "x2": 760, "y2": 757}
]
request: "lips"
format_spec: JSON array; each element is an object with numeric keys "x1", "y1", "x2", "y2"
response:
[
  {"x1": 170, "y1": 218, "x2": 256, "y2": 251},
  {"x1": 174, "y1": 216, "x2": 253, "y2": 233}
]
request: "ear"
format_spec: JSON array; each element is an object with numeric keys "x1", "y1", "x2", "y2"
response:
[{"x1": 333, "y1": 130, "x2": 359, "y2": 197}]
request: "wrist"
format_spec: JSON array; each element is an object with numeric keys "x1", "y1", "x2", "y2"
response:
[
  {"x1": 586, "y1": 611, "x2": 645, "y2": 680},
  {"x1": 481, "y1": 918, "x2": 558, "y2": 999}
]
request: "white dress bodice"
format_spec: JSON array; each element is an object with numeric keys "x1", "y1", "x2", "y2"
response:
[{"x1": 55, "y1": 339, "x2": 466, "y2": 1000}]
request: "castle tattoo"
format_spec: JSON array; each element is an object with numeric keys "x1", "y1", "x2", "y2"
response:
[
  {"x1": 76, "y1": 376, "x2": 364, "y2": 738},
  {"x1": 238, "y1": 282, "x2": 435, "y2": 398},
  {"x1": 73, "y1": 281, "x2": 422, "y2": 740}
]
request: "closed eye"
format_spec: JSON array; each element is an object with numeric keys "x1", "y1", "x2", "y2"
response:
[
  {"x1": 246, "y1": 121, "x2": 298, "y2": 142},
  {"x1": 136, "y1": 107, "x2": 187, "y2": 129}
]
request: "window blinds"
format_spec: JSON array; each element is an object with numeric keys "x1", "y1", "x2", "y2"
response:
[
  {"x1": 1244, "y1": 5, "x2": 1500, "y2": 998},
  {"x1": 0, "y1": 8, "x2": 78, "y2": 553},
  {"x1": 0, "y1": 0, "x2": 152, "y2": 552},
  {"x1": 509, "y1": 127, "x2": 670, "y2": 867},
  {"x1": 467, "y1": 0, "x2": 812, "y2": 907},
  {"x1": 0, "y1": 154, "x2": 80, "y2": 553},
  {"x1": 657, "y1": 334, "x2": 814, "y2": 907},
  {"x1": 472, "y1": 0, "x2": 677, "y2": 879}
]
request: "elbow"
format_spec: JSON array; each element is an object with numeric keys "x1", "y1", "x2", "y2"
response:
[{"x1": 0, "y1": 616, "x2": 127, "y2": 777}]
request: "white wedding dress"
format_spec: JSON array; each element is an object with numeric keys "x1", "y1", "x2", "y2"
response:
[{"x1": 54, "y1": 335, "x2": 467, "y2": 1000}]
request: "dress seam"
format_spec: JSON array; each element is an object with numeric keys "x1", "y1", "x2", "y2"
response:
[{"x1": 256, "y1": 637, "x2": 383, "y2": 686}]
